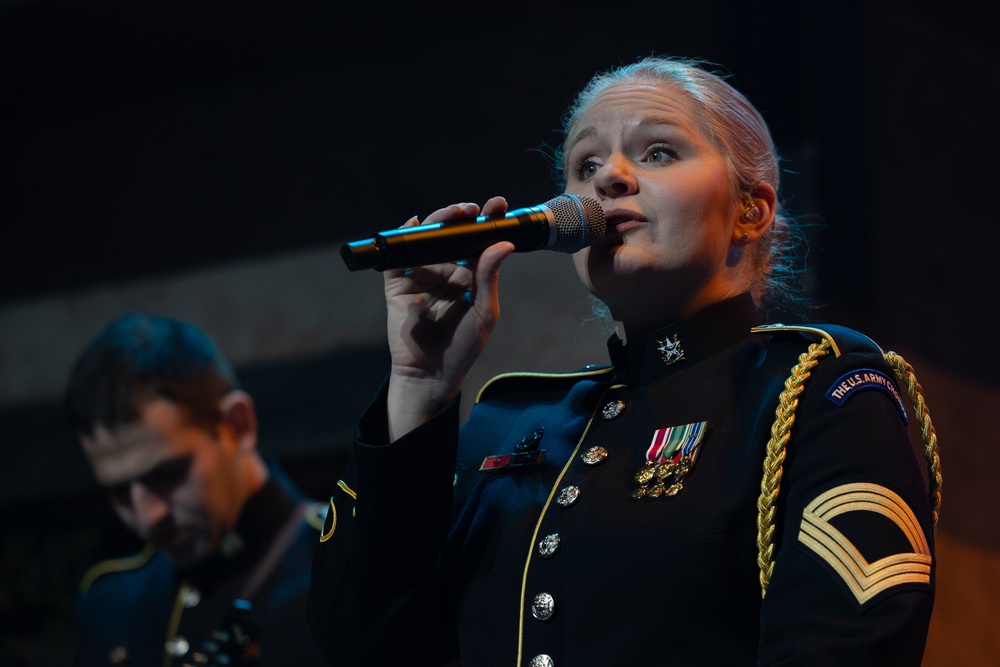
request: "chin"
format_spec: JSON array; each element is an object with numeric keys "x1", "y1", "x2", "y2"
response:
[
  {"x1": 587, "y1": 251, "x2": 651, "y2": 284},
  {"x1": 575, "y1": 244, "x2": 624, "y2": 285}
]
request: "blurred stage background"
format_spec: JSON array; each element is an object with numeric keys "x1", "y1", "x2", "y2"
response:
[{"x1": 1, "y1": 1, "x2": 996, "y2": 664}]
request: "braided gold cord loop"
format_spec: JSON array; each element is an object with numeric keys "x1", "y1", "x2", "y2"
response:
[
  {"x1": 884, "y1": 351, "x2": 942, "y2": 529},
  {"x1": 757, "y1": 339, "x2": 831, "y2": 597}
]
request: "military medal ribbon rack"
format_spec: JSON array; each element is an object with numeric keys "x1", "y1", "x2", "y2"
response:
[{"x1": 632, "y1": 421, "x2": 707, "y2": 499}]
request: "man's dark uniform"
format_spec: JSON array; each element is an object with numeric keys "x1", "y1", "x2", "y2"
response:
[
  {"x1": 77, "y1": 463, "x2": 330, "y2": 666},
  {"x1": 308, "y1": 293, "x2": 936, "y2": 666}
]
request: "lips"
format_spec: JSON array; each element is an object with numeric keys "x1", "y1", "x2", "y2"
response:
[{"x1": 603, "y1": 208, "x2": 647, "y2": 235}]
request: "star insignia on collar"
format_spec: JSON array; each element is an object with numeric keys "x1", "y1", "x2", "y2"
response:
[{"x1": 656, "y1": 334, "x2": 686, "y2": 365}]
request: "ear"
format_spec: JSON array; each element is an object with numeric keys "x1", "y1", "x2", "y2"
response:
[
  {"x1": 732, "y1": 182, "x2": 776, "y2": 244},
  {"x1": 218, "y1": 390, "x2": 258, "y2": 454}
]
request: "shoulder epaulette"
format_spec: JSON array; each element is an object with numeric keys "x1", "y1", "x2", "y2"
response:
[
  {"x1": 475, "y1": 365, "x2": 613, "y2": 405},
  {"x1": 751, "y1": 323, "x2": 886, "y2": 358},
  {"x1": 79, "y1": 543, "x2": 157, "y2": 593}
]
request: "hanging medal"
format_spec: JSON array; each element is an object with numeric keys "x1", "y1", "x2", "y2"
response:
[{"x1": 632, "y1": 421, "x2": 707, "y2": 499}]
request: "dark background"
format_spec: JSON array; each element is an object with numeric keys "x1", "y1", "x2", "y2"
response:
[
  {"x1": 1, "y1": 1, "x2": 997, "y2": 665},
  {"x1": 0, "y1": 1, "x2": 859, "y2": 304}
]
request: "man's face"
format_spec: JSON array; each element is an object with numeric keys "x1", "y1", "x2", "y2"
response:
[{"x1": 81, "y1": 398, "x2": 245, "y2": 569}]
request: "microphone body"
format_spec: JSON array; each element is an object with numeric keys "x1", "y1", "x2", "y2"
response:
[{"x1": 340, "y1": 194, "x2": 606, "y2": 271}]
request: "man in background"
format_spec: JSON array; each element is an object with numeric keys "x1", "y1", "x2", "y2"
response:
[{"x1": 65, "y1": 312, "x2": 330, "y2": 666}]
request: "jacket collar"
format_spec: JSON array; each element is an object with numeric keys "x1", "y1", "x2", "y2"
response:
[{"x1": 607, "y1": 293, "x2": 761, "y2": 387}]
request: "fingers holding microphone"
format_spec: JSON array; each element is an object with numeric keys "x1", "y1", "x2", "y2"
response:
[
  {"x1": 384, "y1": 196, "x2": 514, "y2": 294},
  {"x1": 468, "y1": 194, "x2": 516, "y2": 284},
  {"x1": 382, "y1": 196, "x2": 515, "y2": 359},
  {"x1": 382, "y1": 197, "x2": 516, "y2": 440}
]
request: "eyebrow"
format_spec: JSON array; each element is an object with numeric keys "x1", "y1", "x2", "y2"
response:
[
  {"x1": 104, "y1": 454, "x2": 192, "y2": 490},
  {"x1": 566, "y1": 113, "x2": 691, "y2": 155}
]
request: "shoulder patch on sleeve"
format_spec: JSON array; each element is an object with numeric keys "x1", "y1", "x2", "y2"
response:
[
  {"x1": 825, "y1": 369, "x2": 908, "y2": 423},
  {"x1": 798, "y1": 482, "x2": 931, "y2": 605}
]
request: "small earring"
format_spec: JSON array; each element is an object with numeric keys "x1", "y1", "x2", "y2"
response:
[
  {"x1": 740, "y1": 233, "x2": 749, "y2": 242},
  {"x1": 741, "y1": 194, "x2": 759, "y2": 221}
]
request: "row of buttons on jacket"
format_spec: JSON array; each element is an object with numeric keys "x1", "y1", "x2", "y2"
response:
[{"x1": 526, "y1": 398, "x2": 624, "y2": 667}]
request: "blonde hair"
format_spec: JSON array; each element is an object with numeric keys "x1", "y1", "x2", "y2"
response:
[{"x1": 556, "y1": 55, "x2": 804, "y2": 315}]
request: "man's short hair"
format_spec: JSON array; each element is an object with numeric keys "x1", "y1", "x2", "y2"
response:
[{"x1": 65, "y1": 313, "x2": 239, "y2": 437}]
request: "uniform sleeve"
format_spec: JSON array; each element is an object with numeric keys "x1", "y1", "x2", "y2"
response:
[
  {"x1": 757, "y1": 347, "x2": 935, "y2": 666},
  {"x1": 307, "y1": 378, "x2": 463, "y2": 666}
]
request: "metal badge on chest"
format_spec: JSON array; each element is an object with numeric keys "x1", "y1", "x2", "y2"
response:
[{"x1": 479, "y1": 427, "x2": 547, "y2": 472}]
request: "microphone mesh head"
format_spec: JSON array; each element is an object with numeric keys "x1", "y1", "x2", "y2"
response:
[{"x1": 545, "y1": 194, "x2": 606, "y2": 253}]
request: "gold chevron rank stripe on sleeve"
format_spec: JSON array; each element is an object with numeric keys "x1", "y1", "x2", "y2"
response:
[{"x1": 798, "y1": 482, "x2": 931, "y2": 605}]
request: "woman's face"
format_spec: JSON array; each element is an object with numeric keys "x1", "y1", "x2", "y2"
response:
[{"x1": 564, "y1": 79, "x2": 746, "y2": 334}]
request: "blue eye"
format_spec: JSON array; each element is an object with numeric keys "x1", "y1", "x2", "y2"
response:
[
  {"x1": 647, "y1": 145, "x2": 678, "y2": 163},
  {"x1": 575, "y1": 160, "x2": 600, "y2": 180}
]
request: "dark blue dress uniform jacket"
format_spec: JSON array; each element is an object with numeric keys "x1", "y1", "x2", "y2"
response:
[
  {"x1": 308, "y1": 293, "x2": 935, "y2": 666},
  {"x1": 76, "y1": 464, "x2": 330, "y2": 666}
]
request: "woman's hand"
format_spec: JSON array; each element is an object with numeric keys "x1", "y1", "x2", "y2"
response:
[{"x1": 383, "y1": 196, "x2": 516, "y2": 440}]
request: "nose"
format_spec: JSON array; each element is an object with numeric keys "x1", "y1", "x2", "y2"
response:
[
  {"x1": 593, "y1": 154, "x2": 637, "y2": 199},
  {"x1": 129, "y1": 482, "x2": 170, "y2": 532}
]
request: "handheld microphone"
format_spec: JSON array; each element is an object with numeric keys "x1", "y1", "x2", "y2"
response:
[{"x1": 339, "y1": 194, "x2": 606, "y2": 271}]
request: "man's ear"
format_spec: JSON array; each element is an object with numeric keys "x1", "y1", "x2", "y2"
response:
[
  {"x1": 219, "y1": 390, "x2": 258, "y2": 453},
  {"x1": 732, "y1": 182, "x2": 777, "y2": 244}
]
